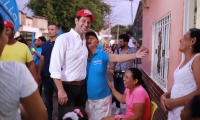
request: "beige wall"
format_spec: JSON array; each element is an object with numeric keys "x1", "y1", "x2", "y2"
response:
[
  {"x1": 33, "y1": 17, "x2": 48, "y2": 29},
  {"x1": 196, "y1": 0, "x2": 200, "y2": 28},
  {"x1": 17, "y1": 11, "x2": 48, "y2": 40},
  {"x1": 26, "y1": 18, "x2": 33, "y2": 27}
]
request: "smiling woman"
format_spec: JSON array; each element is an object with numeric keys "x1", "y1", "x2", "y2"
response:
[
  {"x1": 85, "y1": 30, "x2": 148, "y2": 120},
  {"x1": 103, "y1": 68, "x2": 151, "y2": 120},
  {"x1": 160, "y1": 28, "x2": 200, "y2": 120}
]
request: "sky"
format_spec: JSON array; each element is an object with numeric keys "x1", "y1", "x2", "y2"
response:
[{"x1": 15, "y1": 0, "x2": 140, "y2": 26}]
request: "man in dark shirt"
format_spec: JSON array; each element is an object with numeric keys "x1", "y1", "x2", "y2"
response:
[{"x1": 38, "y1": 23, "x2": 59, "y2": 120}]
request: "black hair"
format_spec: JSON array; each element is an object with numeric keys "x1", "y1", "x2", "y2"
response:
[
  {"x1": 48, "y1": 23, "x2": 59, "y2": 29},
  {"x1": 15, "y1": 35, "x2": 24, "y2": 40},
  {"x1": 38, "y1": 36, "x2": 46, "y2": 42},
  {"x1": 0, "y1": 14, "x2": 4, "y2": 35},
  {"x1": 128, "y1": 68, "x2": 150, "y2": 99},
  {"x1": 189, "y1": 28, "x2": 200, "y2": 53},
  {"x1": 17, "y1": 36, "x2": 27, "y2": 45},
  {"x1": 126, "y1": 30, "x2": 133, "y2": 36},
  {"x1": 190, "y1": 95, "x2": 200, "y2": 118},
  {"x1": 61, "y1": 26, "x2": 69, "y2": 33},
  {"x1": 119, "y1": 34, "x2": 129, "y2": 43},
  {"x1": 76, "y1": 16, "x2": 82, "y2": 21}
]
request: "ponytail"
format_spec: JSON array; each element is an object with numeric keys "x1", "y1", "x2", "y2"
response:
[{"x1": 128, "y1": 68, "x2": 151, "y2": 100}]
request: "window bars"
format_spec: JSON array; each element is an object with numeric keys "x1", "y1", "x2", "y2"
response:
[{"x1": 152, "y1": 13, "x2": 171, "y2": 91}]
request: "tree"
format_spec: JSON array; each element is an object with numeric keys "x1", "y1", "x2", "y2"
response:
[
  {"x1": 111, "y1": 25, "x2": 128, "y2": 39},
  {"x1": 25, "y1": 0, "x2": 111, "y2": 31}
]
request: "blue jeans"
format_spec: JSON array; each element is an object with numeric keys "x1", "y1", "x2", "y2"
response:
[
  {"x1": 42, "y1": 77, "x2": 57, "y2": 120},
  {"x1": 113, "y1": 76, "x2": 125, "y2": 108}
]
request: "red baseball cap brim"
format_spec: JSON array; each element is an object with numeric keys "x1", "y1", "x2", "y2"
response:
[
  {"x1": 4, "y1": 21, "x2": 14, "y2": 30},
  {"x1": 77, "y1": 9, "x2": 95, "y2": 21}
]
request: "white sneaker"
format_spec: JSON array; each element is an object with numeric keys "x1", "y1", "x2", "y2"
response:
[{"x1": 114, "y1": 108, "x2": 121, "y2": 115}]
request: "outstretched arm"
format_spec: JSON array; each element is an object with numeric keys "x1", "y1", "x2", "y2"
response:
[{"x1": 109, "y1": 47, "x2": 147, "y2": 62}]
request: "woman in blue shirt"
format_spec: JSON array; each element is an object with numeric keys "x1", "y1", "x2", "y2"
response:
[{"x1": 85, "y1": 30, "x2": 147, "y2": 120}]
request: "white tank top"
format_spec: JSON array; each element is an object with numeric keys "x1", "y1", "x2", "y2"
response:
[{"x1": 168, "y1": 53, "x2": 200, "y2": 120}]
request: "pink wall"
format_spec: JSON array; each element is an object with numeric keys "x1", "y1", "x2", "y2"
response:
[{"x1": 142, "y1": 0, "x2": 184, "y2": 90}]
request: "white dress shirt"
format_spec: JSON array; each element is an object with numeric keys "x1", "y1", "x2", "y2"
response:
[
  {"x1": 49, "y1": 29, "x2": 88, "y2": 82},
  {"x1": 128, "y1": 37, "x2": 136, "y2": 48}
]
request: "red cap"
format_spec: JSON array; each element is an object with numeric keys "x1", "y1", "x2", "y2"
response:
[
  {"x1": 76, "y1": 9, "x2": 95, "y2": 21},
  {"x1": 4, "y1": 21, "x2": 14, "y2": 30}
]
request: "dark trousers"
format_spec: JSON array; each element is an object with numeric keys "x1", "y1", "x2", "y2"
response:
[
  {"x1": 112, "y1": 76, "x2": 125, "y2": 108},
  {"x1": 42, "y1": 77, "x2": 57, "y2": 120},
  {"x1": 58, "y1": 83, "x2": 87, "y2": 120},
  {"x1": 39, "y1": 83, "x2": 43, "y2": 96}
]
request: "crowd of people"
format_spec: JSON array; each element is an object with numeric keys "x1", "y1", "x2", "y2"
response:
[{"x1": 0, "y1": 8, "x2": 200, "y2": 120}]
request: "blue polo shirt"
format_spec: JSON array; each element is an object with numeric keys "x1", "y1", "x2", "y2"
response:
[
  {"x1": 41, "y1": 40, "x2": 55, "y2": 78},
  {"x1": 86, "y1": 49, "x2": 111, "y2": 100},
  {"x1": 30, "y1": 47, "x2": 42, "y2": 67}
]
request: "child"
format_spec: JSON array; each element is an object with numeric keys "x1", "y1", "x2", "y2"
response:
[
  {"x1": 180, "y1": 95, "x2": 200, "y2": 120},
  {"x1": 62, "y1": 107, "x2": 88, "y2": 120}
]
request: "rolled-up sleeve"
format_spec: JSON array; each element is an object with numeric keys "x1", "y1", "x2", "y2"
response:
[{"x1": 49, "y1": 35, "x2": 66, "y2": 79}]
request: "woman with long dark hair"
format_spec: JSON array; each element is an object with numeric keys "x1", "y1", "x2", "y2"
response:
[
  {"x1": 160, "y1": 28, "x2": 200, "y2": 120},
  {"x1": 102, "y1": 68, "x2": 151, "y2": 120}
]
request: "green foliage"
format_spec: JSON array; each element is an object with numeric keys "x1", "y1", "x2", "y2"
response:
[
  {"x1": 111, "y1": 25, "x2": 129, "y2": 39},
  {"x1": 25, "y1": 0, "x2": 111, "y2": 31}
]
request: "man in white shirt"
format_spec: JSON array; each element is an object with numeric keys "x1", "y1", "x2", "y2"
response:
[
  {"x1": 49, "y1": 9, "x2": 94, "y2": 120},
  {"x1": 126, "y1": 30, "x2": 136, "y2": 48}
]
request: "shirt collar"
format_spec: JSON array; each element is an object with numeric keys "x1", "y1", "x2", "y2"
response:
[
  {"x1": 88, "y1": 48, "x2": 100, "y2": 59},
  {"x1": 119, "y1": 47, "x2": 130, "y2": 52},
  {"x1": 94, "y1": 48, "x2": 100, "y2": 54},
  {"x1": 70, "y1": 28, "x2": 85, "y2": 39},
  {"x1": 48, "y1": 40, "x2": 55, "y2": 43}
]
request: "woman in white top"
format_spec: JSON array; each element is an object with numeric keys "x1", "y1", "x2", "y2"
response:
[
  {"x1": 160, "y1": 28, "x2": 200, "y2": 120},
  {"x1": 0, "y1": 14, "x2": 48, "y2": 120}
]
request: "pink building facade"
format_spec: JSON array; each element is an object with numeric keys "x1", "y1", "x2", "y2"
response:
[
  {"x1": 140, "y1": 0, "x2": 198, "y2": 119},
  {"x1": 141, "y1": 0, "x2": 187, "y2": 119}
]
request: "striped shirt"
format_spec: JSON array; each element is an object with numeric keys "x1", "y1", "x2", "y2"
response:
[{"x1": 114, "y1": 47, "x2": 139, "y2": 71}]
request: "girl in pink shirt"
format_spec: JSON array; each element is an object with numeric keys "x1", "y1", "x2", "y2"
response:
[{"x1": 102, "y1": 68, "x2": 151, "y2": 120}]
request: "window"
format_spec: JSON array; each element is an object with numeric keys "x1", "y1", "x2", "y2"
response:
[
  {"x1": 20, "y1": 32, "x2": 33, "y2": 42},
  {"x1": 151, "y1": 13, "x2": 171, "y2": 91},
  {"x1": 194, "y1": 0, "x2": 197, "y2": 26}
]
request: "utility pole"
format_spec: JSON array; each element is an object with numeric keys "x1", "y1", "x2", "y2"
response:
[
  {"x1": 108, "y1": 15, "x2": 111, "y2": 46},
  {"x1": 117, "y1": 24, "x2": 119, "y2": 43},
  {"x1": 130, "y1": 0, "x2": 134, "y2": 24}
]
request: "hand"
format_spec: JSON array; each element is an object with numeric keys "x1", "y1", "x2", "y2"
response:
[
  {"x1": 58, "y1": 89, "x2": 68, "y2": 105},
  {"x1": 133, "y1": 39, "x2": 140, "y2": 47},
  {"x1": 160, "y1": 94, "x2": 168, "y2": 111},
  {"x1": 104, "y1": 48, "x2": 113, "y2": 54},
  {"x1": 109, "y1": 69, "x2": 115, "y2": 76},
  {"x1": 107, "y1": 80, "x2": 114, "y2": 90},
  {"x1": 165, "y1": 98, "x2": 175, "y2": 110},
  {"x1": 135, "y1": 47, "x2": 148, "y2": 58}
]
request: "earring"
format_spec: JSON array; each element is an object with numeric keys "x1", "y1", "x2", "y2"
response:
[{"x1": 190, "y1": 46, "x2": 192, "y2": 49}]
